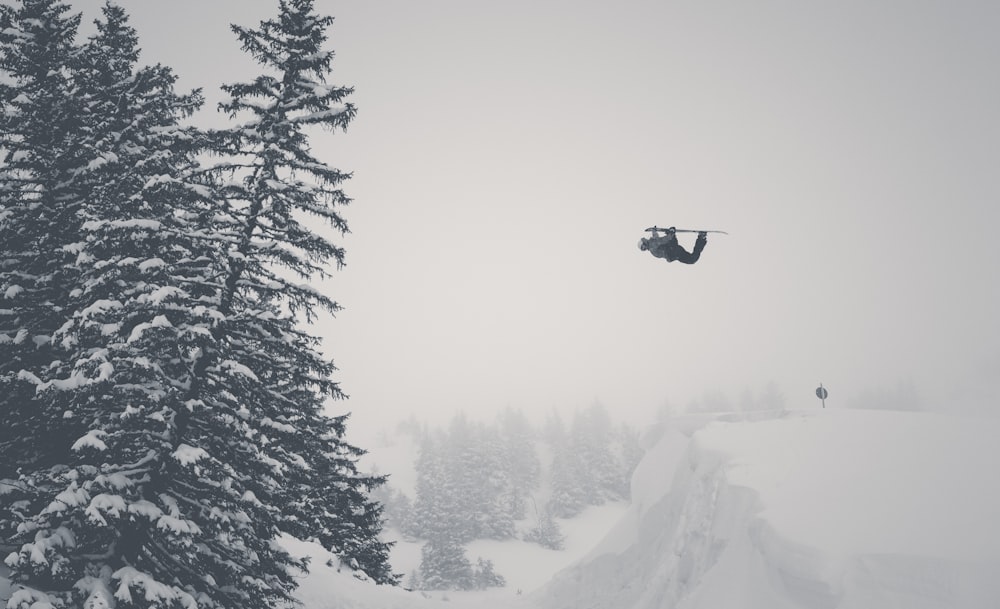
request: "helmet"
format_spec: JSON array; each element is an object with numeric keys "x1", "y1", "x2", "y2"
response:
[{"x1": 637, "y1": 238, "x2": 648, "y2": 251}]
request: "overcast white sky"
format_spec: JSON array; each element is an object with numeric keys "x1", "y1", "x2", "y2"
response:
[{"x1": 67, "y1": 0, "x2": 1000, "y2": 432}]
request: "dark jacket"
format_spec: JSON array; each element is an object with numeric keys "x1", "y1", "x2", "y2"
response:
[{"x1": 646, "y1": 232, "x2": 706, "y2": 264}]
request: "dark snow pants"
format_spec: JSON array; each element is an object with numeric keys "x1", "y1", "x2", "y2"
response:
[{"x1": 668, "y1": 237, "x2": 707, "y2": 264}]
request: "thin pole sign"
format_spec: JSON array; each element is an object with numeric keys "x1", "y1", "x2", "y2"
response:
[{"x1": 816, "y1": 384, "x2": 828, "y2": 408}]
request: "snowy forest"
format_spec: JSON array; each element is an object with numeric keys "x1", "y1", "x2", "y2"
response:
[
  {"x1": 0, "y1": 1, "x2": 397, "y2": 608},
  {"x1": 4, "y1": 0, "x2": 999, "y2": 608},
  {"x1": 370, "y1": 406, "x2": 643, "y2": 591}
]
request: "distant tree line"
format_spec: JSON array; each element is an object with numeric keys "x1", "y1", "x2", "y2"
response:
[
  {"x1": 371, "y1": 404, "x2": 643, "y2": 590},
  {"x1": 681, "y1": 381, "x2": 788, "y2": 414}
]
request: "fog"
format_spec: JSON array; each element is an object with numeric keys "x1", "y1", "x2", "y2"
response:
[{"x1": 68, "y1": 0, "x2": 1000, "y2": 432}]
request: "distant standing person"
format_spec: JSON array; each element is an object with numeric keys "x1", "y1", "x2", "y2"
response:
[{"x1": 638, "y1": 227, "x2": 708, "y2": 264}]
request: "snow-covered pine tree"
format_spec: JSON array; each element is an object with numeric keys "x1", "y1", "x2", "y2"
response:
[
  {"x1": 409, "y1": 417, "x2": 475, "y2": 543},
  {"x1": 440, "y1": 415, "x2": 480, "y2": 541},
  {"x1": 524, "y1": 503, "x2": 565, "y2": 551},
  {"x1": 410, "y1": 431, "x2": 453, "y2": 540},
  {"x1": 414, "y1": 534, "x2": 506, "y2": 591},
  {"x1": 497, "y1": 407, "x2": 539, "y2": 520},
  {"x1": 410, "y1": 418, "x2": 518, "y2": 542},
  {"x1": 547, "y1": 445, "x2": 586, "y2": 518},
  {"x1": 471, "y1": 557, "x2": 505, "y2": 590},
  {"x1": 369, "y1": 484, "x2": 415, "y2": 536},
  {"x1": 415, "y1": 536, "x2": 474, "y2": 591},
  {"x1": 206, "y1": 0, "x2": 394, "y2": 584},
  {"x1": 569, "y1": 403, "x2": 622, "y2": 503},
  {"x1": 475, "y1": 424, "x2": 515, "y2": 539},
  {"x1": 3, "y1": 1, "x2": 396, "y2": 605},
  {"x1": 544, "y1": 412, "x2": 586, "y2": 518},
  {"x1": 3, "y1": 6, "x2": 307, "y2": 609},
  {"x1": 0, "y1": 0, "x2": 88, "y2": 484}
]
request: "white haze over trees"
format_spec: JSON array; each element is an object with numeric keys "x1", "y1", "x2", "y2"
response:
[{"x1": 367, "y1": 405, "x2": 642, "y2": 590}]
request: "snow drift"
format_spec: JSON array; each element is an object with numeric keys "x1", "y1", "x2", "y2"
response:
[{"x1": 533, "y1": 408, "x2": 1000, "y2": 609}]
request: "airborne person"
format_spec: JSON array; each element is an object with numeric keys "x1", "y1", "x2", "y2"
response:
[{"x1": 638, "y1": 227, "x2": 708, "y2": 264}]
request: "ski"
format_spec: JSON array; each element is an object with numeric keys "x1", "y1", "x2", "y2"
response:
[{"x1": 645, "y1": 226, "x2": 729, "y2": 235}]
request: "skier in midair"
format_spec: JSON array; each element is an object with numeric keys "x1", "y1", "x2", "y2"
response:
[{"x1": 638, "y1": 227, "x2": 708, "y2": 264}]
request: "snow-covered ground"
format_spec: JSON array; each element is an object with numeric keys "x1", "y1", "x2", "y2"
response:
[
  {"x1": 307, "y1": 407, "x2": 1000, "y2": 609},
  {"x1": 535, "y1": 408, "x2": 1000, "y2": 609},
  {"x1": 380, "y1": 500, "x2": 628, "y2": 595},
  {"x1": 4, "y1": 407, "x2": 999, "y2": 609}
]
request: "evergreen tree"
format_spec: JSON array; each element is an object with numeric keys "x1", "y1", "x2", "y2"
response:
[
  {"x1": 440, "y1": 415, "x2": 482, "y2": 541},
  {"x1": 411, "y1": 431, "x2": 453, "y2": 540},
  {"x1": 547, "y1": 444, "x2": 586, "y2": 518},
  {"x1": 542, "y1": 410, "x2": 584, "y2": 517},
  {"x1": 570, "y1": 403, "x2": 620, "y2": 503},
  {"x1": 524, "y1": 503, "x2": 565, "y2": 551},
  {"x1": 472, "y1": 557, "x2": 506, "y2": 590},
  {"x1": 0, "y1": 0, "x2": 87, "y2": 482},
  {"x1": 415, "y1": 537, "x2": 474, "y2": 591},
  {"x1": 410, "y1": 417, "x2": 516, "y2": 542},
  {"x1": 541, "y1": 409, "x2": 567, "y2": 446},
  {"x1": 474, "y1": 424, "x2": 515, "y2": 539},
  {"x1": 413, "y1": 539, "x2": 506, "y2": 591},
  {"x1": 497, "y1": 407, "x2": 539, "y2": 520},
  {"x1": 615, "y1": 422, "x2": 644, "y2": 499},
  {"x1": 204, "y1": 0, "x2": 394, "y2": 585},
  {"x1": 2, "y1": 3, "x2": 397, "y2": 609},
  {"x1": 2, "y1": 5, "x2": 301, "y2": 609},
  {"x1": 372, "y1": 485, "x2": 414, "y2": 536}
]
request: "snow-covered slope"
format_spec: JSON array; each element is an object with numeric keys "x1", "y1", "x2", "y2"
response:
[
  {"x1": 533, "y1": 408, "x2": 1000, "y2": 609},
  {"x1": 4, "y1": 408, "x2": 998, "y2": 609}
]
